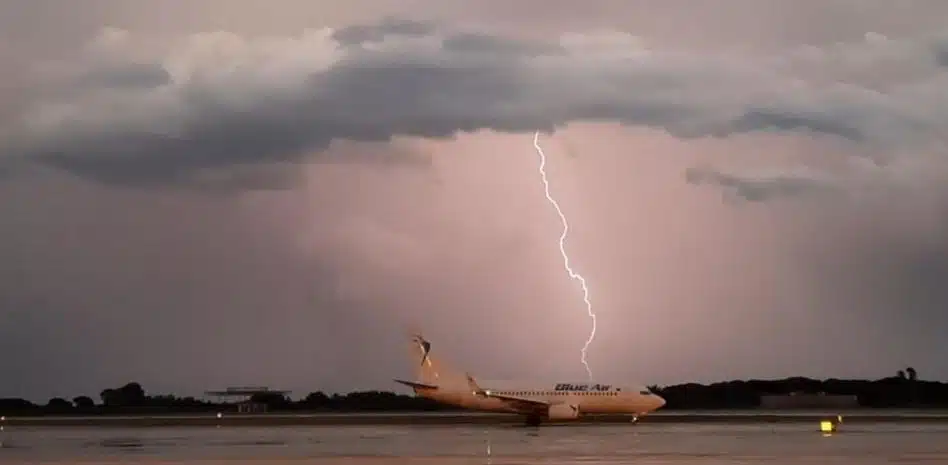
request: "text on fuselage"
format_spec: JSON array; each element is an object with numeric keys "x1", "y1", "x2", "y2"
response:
[{"x1": 554, "y1": 383, "x2": 612, "y2": 392}]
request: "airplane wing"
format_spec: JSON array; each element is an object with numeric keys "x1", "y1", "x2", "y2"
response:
[
  {"x1": 465, "y1": 373, "x2": 550, "y2": 414},
  {"x1": 482, "y1": 392, "x2": 550, "y2": 412},
  {"x1": 393, "y1": 379, "x2": 438, "y2": 390}
]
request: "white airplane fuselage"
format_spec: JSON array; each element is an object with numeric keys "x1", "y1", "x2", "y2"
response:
[{"x1": 414, "y1": 380, "x2": 665, "y2": 416}]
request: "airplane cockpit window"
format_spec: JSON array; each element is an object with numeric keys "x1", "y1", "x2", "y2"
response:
[{"x1": 639, "y1": 390, "x2": 652, "y2": 395}]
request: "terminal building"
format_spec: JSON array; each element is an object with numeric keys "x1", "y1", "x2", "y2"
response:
[
  {"x1": 204, "y1": 386, "x2": 291, "y2": 413},
  {"x1": 759, "y1": 392, "x2": 859, "y2": 409}
]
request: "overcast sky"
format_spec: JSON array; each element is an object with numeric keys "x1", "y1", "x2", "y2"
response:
[{"x1": 2, "y1": 0, "x2": 948, "y2": 402}]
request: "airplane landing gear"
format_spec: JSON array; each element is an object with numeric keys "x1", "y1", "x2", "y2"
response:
[{"x1": 524, "y1": 415, "x2": 543, "y2": 427}]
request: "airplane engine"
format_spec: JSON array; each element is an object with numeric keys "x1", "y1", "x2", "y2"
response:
[{"x1": 547, "y1": 403, "x2": 581, "y2": 420}]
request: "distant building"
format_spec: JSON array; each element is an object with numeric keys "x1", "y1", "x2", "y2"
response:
[
  {"x1": 760, "y1": 392, "x2": 859, "y2": 409},
  {"x1": 234, "y1": 401, "x2": 268, "y2": 414},
  {"x1": 204, "y1": 386, "x2": 291, "y2": 414}
]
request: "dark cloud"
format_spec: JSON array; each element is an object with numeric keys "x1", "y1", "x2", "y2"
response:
[
  {"x1": 1, "y1": 19, "x2": 947, "y2": 187},
  {"x1": 684, "y1": 165, "x2": 841, "y2": 203},
  {"x1": 331, "y1": 16, "x2": 437, "y2": 45}
]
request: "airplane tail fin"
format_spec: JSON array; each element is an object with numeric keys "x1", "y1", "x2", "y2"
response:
[
  {"x1": 408, "y1": 332, "x2": 466, "y2": 388},
  {"x1": 410, "y1": 332, "x2": 440, "y2": 385}
]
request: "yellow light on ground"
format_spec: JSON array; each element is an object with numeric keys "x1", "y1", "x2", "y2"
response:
[{"x1": 820, "y1": 420, "x2": 836, "y2": 433}]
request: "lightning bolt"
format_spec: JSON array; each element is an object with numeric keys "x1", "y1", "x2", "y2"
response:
[{"x1": 532, "y1": 130, "x2": 596, "y2": 381}]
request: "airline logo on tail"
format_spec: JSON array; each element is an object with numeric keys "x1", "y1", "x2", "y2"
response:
[{"x1": 413, "y1": 335, "x2": 431, "y2": 366}]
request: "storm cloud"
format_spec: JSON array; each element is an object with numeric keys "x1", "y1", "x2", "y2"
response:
[
  {"x1": 5, "y1": 1, "x2": 948, "y2": 402},
  {"x1": 3, "y1": 18, "x2": 948, "y2": 186},
  {"x1": 684, "y1": 165, "x2": 842, "y2": 203}
]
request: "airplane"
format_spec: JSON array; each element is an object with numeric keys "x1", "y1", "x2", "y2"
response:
[{"x1": 393, "y1": 333, "x2": 666, "y2": 426}]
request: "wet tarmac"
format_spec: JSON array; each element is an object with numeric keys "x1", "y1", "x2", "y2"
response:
[{"x1": 1, "y1": 414, "x2": 947, "y2": 464}]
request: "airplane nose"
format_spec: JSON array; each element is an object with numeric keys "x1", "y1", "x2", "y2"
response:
[{"x1": 655, "y1": 395, "x2": 666, "y2": 409}]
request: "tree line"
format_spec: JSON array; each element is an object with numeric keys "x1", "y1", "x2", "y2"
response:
[
  {"x1": 655, "y1": 367, "x2": 937, "y2": 409},
  {"x1": 1, "y1": 368, "x2": 946, "y2": 415}
]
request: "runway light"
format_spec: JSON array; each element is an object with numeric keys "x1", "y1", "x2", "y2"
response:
[
  {"x1": 217, "y1": 412, "x2": 222, "y2": 419},
  {"x1": 820, "y1": 415, "x2": 842, "y2": 434}
]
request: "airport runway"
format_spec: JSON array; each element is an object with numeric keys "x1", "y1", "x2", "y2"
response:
[
  {"x1": 2, "y1": 420, "x2": 948, "y2": 464},
  {"x1": 3, "y1": 409, "x2": 948, "y2": 427}
]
